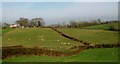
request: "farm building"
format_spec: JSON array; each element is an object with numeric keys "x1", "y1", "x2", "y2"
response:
[{"x1": 10, "y1": 24, "x2": 19, "y2": 28}]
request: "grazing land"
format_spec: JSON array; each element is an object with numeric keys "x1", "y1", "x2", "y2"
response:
[
  {"x1": 2, "y1": 28, "x2": 81, "y2": 52},
  {"x1": 57, "y1": 28, "x2": 118, "y2": 44},
  {"x1": 2, "y1": 2, "x2": 119, "y2": 62},
  {"x1": 2, "y1": 29, "x2": 13, "y2": 35},
  {"x1": 3, "y1": 48, "x2": 118, "y2": 62},
  {"x1": 2, "y1": 24, "x2": 119, "y2": 62},
  {"x1": 83, "y1": 22, "x2": 119, "y2": 30}
]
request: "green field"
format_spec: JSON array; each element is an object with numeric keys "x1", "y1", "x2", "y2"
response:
[
  {"x1": 57, "y1": 28, "x2": 118, "y2": 44},
  {"x1": 2, "y1": 28, "x2": 80, "y2": 52},
  {"x1": 2, "y1": 29, "x2": 13, "y2": 35},
  {"x1": 3, "y1": 48, "x2": 118, "y2": 62},
  {"x1": 0, "y1": 41, "x2": 1, "y2": 63},
  {"x1": 84, "y1": 22, "x2": 119, "y2": 30},
  {"x1": 2, "y1": 26, "x2": 119, "y2": 62}
]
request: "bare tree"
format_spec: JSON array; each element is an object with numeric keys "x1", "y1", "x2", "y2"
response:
[
  {"x1": 16, "y1": 17, "x2": 29, "y2": 27},
  {"x1": 29, "y1": 21, "x2": 37, "y2": 27},
  {"x1": 31, "y1": 17, "x2": 45, "y2": 27},
  {"x1": 97, "y1": 19, "x2": 101, "y2": 24},
  {"x1": 70, "y1": 20, "x2": 78, "y2": 28}
]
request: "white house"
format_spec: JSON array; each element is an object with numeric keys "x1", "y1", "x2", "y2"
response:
[{"x1": 10, "y1": 24, "x2": 18, "y2": 28}]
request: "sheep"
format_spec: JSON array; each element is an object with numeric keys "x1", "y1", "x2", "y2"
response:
[
  {"x1": 28, "y1": 38, "x2": 31, "y2": 40},
  {"x1": 8, "y1": 39, "x2": 10, "y2": 41},
  {"x1": 41, "y1": 39, "x2": 44, "y2": 41},
  {"x1": 67, "y1": 43, "x2": 70, "y2": 45}
]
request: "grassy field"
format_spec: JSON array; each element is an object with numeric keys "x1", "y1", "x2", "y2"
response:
[
  {"x1": 3, "y1": 48, "x2": 118, "y2": 62},
  {"x1": 2, "y1": 29, "x2": 13, "y2": 35},
  {"x1": 2, "y1": 28, "x2": 80, "y2": 52},
  {"x1": 2, "y1": 27, "x2": 119, "y2": 62},
  {"x1": 57, "y1": 28, "x2": 118, "y2": 44},
  {"x1": 0, "y1": 40, "x2": 1, "y2": 61},
  {"x1": 83, "y1": 22, "x2": 119, "y2": 30}
]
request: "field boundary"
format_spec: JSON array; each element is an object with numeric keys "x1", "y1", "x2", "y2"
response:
[
  {"x1": 50, "y1": 27, "x2": 90, "y2": 45},
  {"x1": 50, "y1": 27, "x2": 120, "y2": 45},
  {"x1": 2, "y1": 43, "x2": 120, "y2": 59},
  {"x1": 1, "y1": 45, "x2": 88, "y2": 59},
  {"x1": 2, "y1": 27, "x2": 120, "y2": 59}
]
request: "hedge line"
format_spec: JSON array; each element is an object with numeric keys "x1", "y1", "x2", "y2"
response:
[
  {"x1": 50, "y1": 27, "x2": 120, "y2": 47},
  {"x1": 2, "y1": 45, "x2": 88, "y2": 59},
  {"x1": 2, "y1": 27, "x2": 120, "y2": 59},
  {"x1": 50, "y1": 27, "x2": 90, "y2": 45},
  {"x1": 2, "y1": 43, "x2": 120, "y2": 59},
  {"x1": 71, "y1": 43, "x2": 120, "y2": 50}
]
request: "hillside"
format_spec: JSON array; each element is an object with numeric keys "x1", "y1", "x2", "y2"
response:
[{"x1": 83, "y1": 22, "x2": 119, "y2": 31}]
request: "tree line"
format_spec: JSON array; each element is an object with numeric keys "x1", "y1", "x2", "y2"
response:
[
  {"x1": 2, "y1": 17, "x2": 45, "y2": 29},
  {"x1": 49, "y1": 19, "x2": 118, "y2": 28},
  {"x1": 2, "y1": 18, "x2": 119, "y2": 29}
]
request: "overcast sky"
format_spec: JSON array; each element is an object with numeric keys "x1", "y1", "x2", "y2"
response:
[
  {"x1": 1, "y1": 2, "x2": 118, "y2": 25},
  {"x1": 1, "y1": 0, "x2": 120, "y2": 2}
]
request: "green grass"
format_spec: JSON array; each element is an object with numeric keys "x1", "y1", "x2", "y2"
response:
[
  {"x1": 2, "y1": 28, "x2": 80, "y2": 52},
  {"x1": 0, "y1": 29, "x2": 1, "y2": 35},
  {"x1": 2, "y1": 28, "x2": 119, "y2": 62},
  {"x1": 57, "y1": 28, "x2": 118, "y2": 44},
  {"x1": 3, "y1": 48, "x2": 118, "y2": 62},
  {"x1": 84, "y1": 22, "x2": 119, "y2": 30},
  {"x1": 0, "y1": 35, "x2": 1, "y2": 46},
  {"x1": 2, "y1": 29, "x2": 13, "y2": 35}
]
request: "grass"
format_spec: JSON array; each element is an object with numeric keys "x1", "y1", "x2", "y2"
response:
[
  {"x1": 3, "y1": 48, "x2": 118, "y2": 62},
  {"x1": 2, "y1": 28, "x2": 80, "y2": 52},
  {"x1": 0, "y1": 35, "x2": 1, "y2": 46},
  {"x1": 0, "y1": 29, "x2": 1, "y2": 35},
  {"x1": 83, "y1": 22, "x2": 119, "y2": 30},
  {"x1": 2, "y1": 29, "x2": 13, "y2": 35},
  {"x1": 2, "y1": 27, "x2": 119, "y2": 62},
  {"x1": 57, "y1": 28, "x2": 118, "y2": 44}
]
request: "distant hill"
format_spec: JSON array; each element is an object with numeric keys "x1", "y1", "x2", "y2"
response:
[{"x1": 83, "y1": 22, "x2": 119, "y2": 31}]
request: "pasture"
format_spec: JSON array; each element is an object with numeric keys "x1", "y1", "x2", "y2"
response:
[
  {"x1": 57, "y1": 28, "x2": 118, "y2": 44},
  {"x1": 83, "y1": 22, "x2": 119, "y2": 30},
  {"x1": 3, "y1": 48, "x2": 118, "y2": 62},
  {"x1": 2, "y1": 28, "x2": 81, "y2": 52},
  {"x1": 2, "y1": 27, "x2": 119, "y2": 62}
]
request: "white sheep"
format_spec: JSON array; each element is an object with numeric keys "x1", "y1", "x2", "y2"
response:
[
  {"x1": 41, "y1": 36, "x2": 43, "y2": 37},
  {"x1": 57, "y1": 40, "x2": 60, "y2": 41},
  {"x1": 29, "y1": 38, "x2": 31, "y2": 40},
  {"x1": 8, "y1": 39, "x2": 10, "y2": 41},
  {"x1": 68, "y1": 43, "x2": 70, "y2": 45},
  {"x1": 41, "y1": 39, "x2": 44, "y2": 41},
  {"x1": 63, "y1": 43, "x2": 66, "y2": 45}
]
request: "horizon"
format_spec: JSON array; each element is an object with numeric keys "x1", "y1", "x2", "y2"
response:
[{"x1": 2, "y1": 2, "x2": 118, "y2": 25}]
